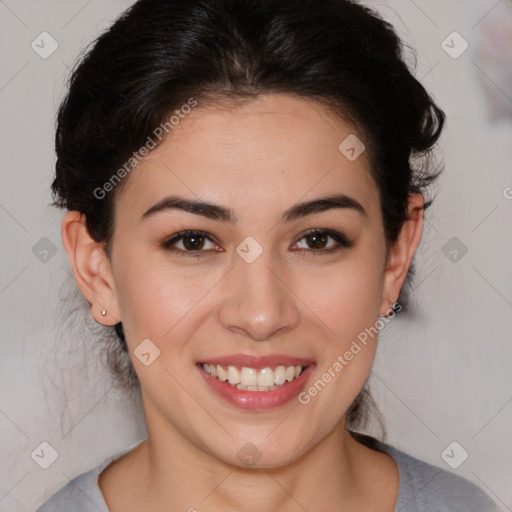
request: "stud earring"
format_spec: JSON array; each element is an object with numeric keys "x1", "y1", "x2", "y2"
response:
[
  {"x1": 101, "y1": 309, "x2": 107, "y2": 316},
  {"x1": 379, "y1": 301, "x2": 401, "y2": 318}
]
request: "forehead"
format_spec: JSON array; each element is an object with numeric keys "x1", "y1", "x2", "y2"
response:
[{"x1": 117, "y1": 93, "x2": 379, "y2": 221}]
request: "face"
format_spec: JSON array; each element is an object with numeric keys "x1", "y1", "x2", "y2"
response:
[{"x1": 98, "y1": 94, "x2": 396, "y2": 467}]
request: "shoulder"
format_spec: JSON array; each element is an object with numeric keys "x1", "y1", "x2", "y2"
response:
[
  {"x1": 35, "y1": 458, "x2": 112, "y2": 512},
  {"x1": 351, "y1": 432, "x2": 500, "y2": 511},
  {"x1": 36, "y1": 440, "x2": 146, "y2": 512},
  {"x1": 382, "y1": 442, "x2": 500, "y2": 511}
]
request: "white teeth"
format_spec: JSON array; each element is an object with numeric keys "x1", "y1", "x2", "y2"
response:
[
  {"x1": 236, "y1": 384, "x2": 278, "y2": 391},
  {"x1": 240, "y1": 367, "x2": 258, "y2": 386},
  {"x1": 216, "y1": 365, "x2": 228, "y2": 381},
  {"x1": 274, "y1": 366, "x2": 287, "y2": 385},
  {"x1": 203, "y1": 363, "x2": 307, "y2": 390},
  {"x1": 257, "y1": 367, "x2": 274, "y2": 387},
  {"x1": 227, "y1": 366, "x2": 240, "y2": 385}
]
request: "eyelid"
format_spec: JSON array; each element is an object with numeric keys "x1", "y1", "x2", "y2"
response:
[
  {"x1": 161, "y1": 228, "x2": 353, "y2": 256},
  {"x1": 291, "y1": 228, "x2": 353, "y2": 252},
  {"x1": 161, "y1": 230, "x2": 220, "y2": 256}
]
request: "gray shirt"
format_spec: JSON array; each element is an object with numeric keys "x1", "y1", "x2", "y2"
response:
[{"x1": 36, "y1": 438, "x2": 501, "y2": 511}]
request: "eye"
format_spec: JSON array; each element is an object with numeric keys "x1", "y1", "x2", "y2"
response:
[
  {"x1": 161, "y1": 228, "x2": 352, "y2": 258},
  {"x1": 291, "y1": 229, "x2": 352, "y2": 254},
  {"x1": 161, "y1": 230, "x2": 219, "y2": 257}
]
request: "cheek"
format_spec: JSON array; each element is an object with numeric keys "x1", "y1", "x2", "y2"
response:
[
  {"x1": 296, "y1": 240, "x2": 385, "y2": 409},
  {"x1": 111, "y1": 247, "x2": 206, "y2": 341},
  {"x1": 299, "y1": 250, "x2": 384, "y2": 345},
  {"x1": 296, "y1": 262, "x2": 382, "y2": 438},
  {"x1": 113, "y1": 227, "x2": 385, "y2": 347}
]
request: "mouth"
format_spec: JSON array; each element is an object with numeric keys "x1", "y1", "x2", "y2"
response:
[
  {"x1": 198, "y1": 362, "x2": 309, "y2": 391},
  {"x1": 196, "y1": 355, "x2": 316, "y2": 410}
]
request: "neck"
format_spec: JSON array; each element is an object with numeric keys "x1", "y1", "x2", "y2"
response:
[
  {"x1": 100, "y1": 395, "x2": 398, "y2": 512},
  {"x1": 138, "y1": 421, "x2": 373, "y2": 511}
]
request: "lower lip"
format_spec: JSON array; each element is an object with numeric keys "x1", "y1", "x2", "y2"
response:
[{"x1": 197, "y1": 364, "x2": 316, "y2": 410}]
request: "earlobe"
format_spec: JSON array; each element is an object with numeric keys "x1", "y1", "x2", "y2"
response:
[
  {"x1": 61, "y1": 211, "x2": 121, "y2": 325},
  {"x1": 379, "y1": 193, "x2": 424, "y2": 316}
]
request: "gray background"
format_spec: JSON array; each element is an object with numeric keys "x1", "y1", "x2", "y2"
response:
[{"x1": 1, "y1": 1, "x2": 511, "y2": 510}]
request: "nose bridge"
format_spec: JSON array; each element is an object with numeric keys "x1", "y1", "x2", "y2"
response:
[{"x1": 218, "y1": 243, "x2": 300, "y2": 341}]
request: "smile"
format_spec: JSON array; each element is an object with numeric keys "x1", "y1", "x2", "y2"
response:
[
  {"x1": 200, "y1": 363, "x2": 308, "y2": 391},
  {"x1": 197, "y1": 356, "x2": 316, "y2": 410}
]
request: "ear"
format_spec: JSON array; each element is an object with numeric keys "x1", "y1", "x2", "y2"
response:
[
  {"x1": 61, "y1": 211, "x2": 121, "y2": 325},
  {"x1": 379, "y1": 193, "x2": 424, "y2": 316}
]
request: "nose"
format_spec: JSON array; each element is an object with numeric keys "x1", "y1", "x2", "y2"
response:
[{"x1": 218, "y1": 248, "x2": 300, "y2": 342}]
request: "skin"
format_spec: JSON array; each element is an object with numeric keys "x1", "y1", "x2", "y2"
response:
[{"x1": 62, "y1": 93, "x2": 424, "y2": 511}]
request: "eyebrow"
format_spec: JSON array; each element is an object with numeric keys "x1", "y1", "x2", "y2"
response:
[{"x1": 141, "y1": 193, "x2": 367, "y2": 224}]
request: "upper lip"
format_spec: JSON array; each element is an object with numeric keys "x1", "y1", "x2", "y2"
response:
[{"x1": 198, "y1": 354, "x2": 315, "y2": 369}]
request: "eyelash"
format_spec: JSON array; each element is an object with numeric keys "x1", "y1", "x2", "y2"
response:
[{"x1": 160, "y1": 229, "x2": 353, "y2": 258}]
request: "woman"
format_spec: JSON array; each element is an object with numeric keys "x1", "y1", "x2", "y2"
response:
[{"x1": 36, "y1": 0, "x2": 500, "y2": 510}]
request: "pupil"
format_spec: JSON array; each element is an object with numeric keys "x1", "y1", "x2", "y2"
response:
[
  {"x1": 307, "y1": 233, "x2": 326, "y2": 249},
  {"x1": 184, "y1": 235, "x2": 203, "y2": 250}
]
